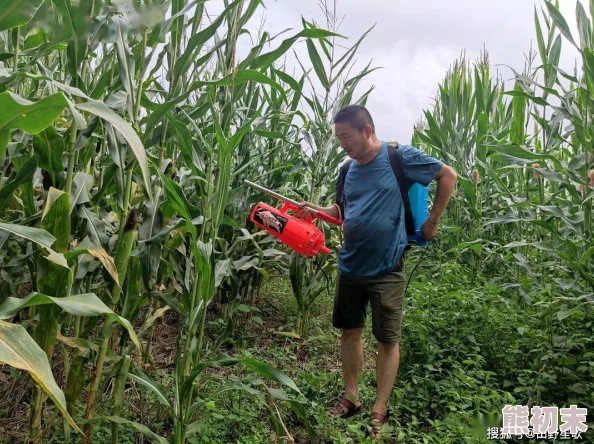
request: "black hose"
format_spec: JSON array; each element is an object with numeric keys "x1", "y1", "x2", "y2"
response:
[
  {"x1": 404, "y1": 246, "x2": 429, "y2": 295},
  {"x1": 314, "y1": 255, "x2": 331, "y2": 297}
]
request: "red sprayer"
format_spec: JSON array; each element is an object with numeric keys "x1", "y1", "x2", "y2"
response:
[{"x1": 244, "y1": 180, "x2": 342, "y2": 257}]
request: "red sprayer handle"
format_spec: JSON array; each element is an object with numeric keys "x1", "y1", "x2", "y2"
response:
[
  {"x1": 280, "y1": 202, "x2": 342, "y2": 226},
  {"x1": 310, "y1": 208, "x2": 342, "y2": 226}
]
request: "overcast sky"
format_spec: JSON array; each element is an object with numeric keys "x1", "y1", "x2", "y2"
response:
[{"x1": 225, "y1": 0, "x2": 583, "y2": 145}]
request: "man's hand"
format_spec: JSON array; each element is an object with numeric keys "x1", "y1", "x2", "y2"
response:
[
  {"x1": 421, "y1": 164, "x2": 457, "y2": 242},
  {"x1": 293, "y1": 202, "x2": 341, "y2": 221},
  {"x1": 294, "y1": 205, "x2": 315, "y2": 220},
  {"x1": 420, "y1": 218, "x2": 438, "y2": 241}
]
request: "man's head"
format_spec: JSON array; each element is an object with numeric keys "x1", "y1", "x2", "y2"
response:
[{"x1": 333, "y1": 105, "x2": 378, "y2": 161}]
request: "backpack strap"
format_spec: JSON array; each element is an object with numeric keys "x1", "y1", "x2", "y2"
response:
[
  {"x1": 335, "y1": 158, "x2": 353, "y2": 218},
  {"x1": 334, "y1": 159, "x2": 352, "y2": 246},
  {"x1": 386, "y1": 144, "x2": 416, "y2": 240}
]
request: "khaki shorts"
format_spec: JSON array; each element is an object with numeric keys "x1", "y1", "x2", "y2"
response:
[{"x1": 332, "y1": 257, "x2": 406, "y2": 344}]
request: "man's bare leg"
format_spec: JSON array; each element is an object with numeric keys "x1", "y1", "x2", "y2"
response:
[
  {"x1": 329, "y1": 327, "x2": 364, "y2": 416},
  {"x1": 373, "y1": 341, "x2": 400, "y2": 416},
  {"x1": 342, "y1": 328, "x2": 364, "y2": 402}
]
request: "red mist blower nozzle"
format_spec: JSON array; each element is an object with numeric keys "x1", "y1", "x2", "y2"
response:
[{"x1": 244, "y1": 180, "x2": 341, "y2": 257}]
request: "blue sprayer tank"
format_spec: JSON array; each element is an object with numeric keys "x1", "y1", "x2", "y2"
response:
[{"x1": 407, "y1": 182, "x2": 429, "y2": 247}]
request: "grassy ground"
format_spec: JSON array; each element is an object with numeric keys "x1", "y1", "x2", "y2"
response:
[{"x1": 2, "y1": 256, "x2": 593, "y2": 443}]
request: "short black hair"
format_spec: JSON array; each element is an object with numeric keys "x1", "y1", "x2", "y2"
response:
[{"x1": 333, "y1": 105, "x2": 375, "y2": 133}]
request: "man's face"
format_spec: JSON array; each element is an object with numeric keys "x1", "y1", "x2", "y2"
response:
[{"x1": 334, "y1": 122, "x2": 370, "y2": 160}]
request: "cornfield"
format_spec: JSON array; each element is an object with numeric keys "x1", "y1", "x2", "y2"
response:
[{"x1": 0, "y1": 0, "x2": 592, "y2": 442}]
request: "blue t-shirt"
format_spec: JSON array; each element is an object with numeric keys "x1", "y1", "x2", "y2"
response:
[{"x1": 337, "y1": 142, "x2": 443, "y2": 279}]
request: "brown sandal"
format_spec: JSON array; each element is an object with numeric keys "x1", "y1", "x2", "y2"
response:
[
  {"x1": 370, "y1": 410, "x2": 390, "y2": 438},
  {"x1": 327, "y1": 397, "x2": 362, "y2": 418}
]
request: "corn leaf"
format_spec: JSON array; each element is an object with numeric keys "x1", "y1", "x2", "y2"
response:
[
  {"x1": 42, "y1": 188, "x2": 71, "y2": 253},
  {"x1": 0, "y1": 0, "x2": 44, "y2": 31},
  {"x1": 545, "y1": 35, "x2": 562, "y2": 90},
  {"x1": 577, "y1": 2, "x2": 591, "y2": 53},
  {"x1": 180, "y1": 354, "x2": 240, "y2": 397},
  {"x1": 57, "y1": 331, "x2": 100, "y2": 354},
  {"x1": 0, "y1": 91, "x2": 67, "y2": 158},
  {"x1": 535, "y1": 8, "x2": 547, "y2": 64},
  {"x1": 136, "y1": 307, "x2": 169, "y2": 340},
  {"x1": 248, "y1": 28, "x2": 340, "y2": 70},
  {"x1": 112, "y1": 15, "x2": 136, "y2": 117},
  {"x1": 487, "y1": 144, "x2": 562, "y2": 166},
  {"x1": 69, "y1": 172, "x2": 93, "y2": 209},
  {"x1": 188, "y1": 70, "x2": 287, "y2": 103},
  {"x1": 214, "y1": 381, "x2": 262, "y2": 397},
  {"x1": 78, "y1": 206, "x2": 109, "y2": 249},
  {"x1": 157, "y1": 170, "x2": 199, "y2": 233},
  {"x1": 51, "y1": 0, "x2": 88, "y2": 89},
  {"x1": 457, "y1": 177, "x2": 477, "y2": 208},
  {"x1": 0, "y1": 293, "x2": 141, "y2": 350},
  {"x1": 76, "y1": 101, "x2": 152, "y2": 199},
  {"x1": 533, "y1": 167, "x2": 564, "y2": 183},
  {"x1": 240, "y1": 357, "x2": 301, "y2": 394},
  {"x1": 32, "y1": 127, "x2": 65, "y2": 190},
  {"x1": 0, "y1": 320, "x2": 82, "y2": 433},
  {"x1": 544, "y1": 1, "x2": 578, "y2": 49},
  {"x1": 64, "y1": 246, "x2": 120, "y2": 288},
  {"x1": 172, "y1": 0, "x2": 241, "y2": 84},
  {"x1": 0, "y1": 156, "x2": 38, "y2": 212},
  {"x1": 581, "y1": 247, "x2": 594, "y2": 265},
  {"x1": 140, "y1": 193, "x2": 164, "y2": 289},
  {"x1": 0, "y1": 222, "x2": 56, "y2": 249},
  {"x1": 64, "y1": 354, "x2": 88, "y2": 415},
  {"x1": 127, "y1": 367, "x2": 171, "y2": 410},
  {"x1": 306, "y1": 40, "x2": 329, "y2": 90},
  {"x1": 504, "y1": 89, "x2": 550, "y2": 107}
]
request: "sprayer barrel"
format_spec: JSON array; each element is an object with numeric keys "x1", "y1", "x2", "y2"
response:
[{"x1": 250, "y1": 202, "x2": 332, "y2": 257}]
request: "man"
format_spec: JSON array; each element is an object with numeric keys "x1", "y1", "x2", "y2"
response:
[{"x1": 296, "y1": 105, "x2": 457, "y2": 438}]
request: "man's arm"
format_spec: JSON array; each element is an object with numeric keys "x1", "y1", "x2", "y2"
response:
[{"x1": 421, "y1": 164, "x2": 457, "y2": 241}]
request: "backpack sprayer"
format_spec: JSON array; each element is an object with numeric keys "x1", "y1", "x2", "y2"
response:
[
  {"x1": 408, "y1": 183, "x2": 430, "y2": 247},
  {"x1": 244, "y1": 180, "x2": 342, "y2": 256}
]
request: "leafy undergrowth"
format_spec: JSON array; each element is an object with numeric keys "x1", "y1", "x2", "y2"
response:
[
  {"x1": 184, "y1": 259, "x2": 594, "y2": 443},
  {"x1": 18, "y1": 259, "x2": 594, "y2": 443}
]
